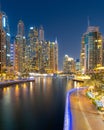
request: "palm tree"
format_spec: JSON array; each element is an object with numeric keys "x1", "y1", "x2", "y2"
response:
[{"x1": 83, "y1": 73, "x2": 102, "y2": 92}]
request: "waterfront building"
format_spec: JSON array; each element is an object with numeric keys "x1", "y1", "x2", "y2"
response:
[
  {"x1": 20, "y1": 25, "x2": 58, "y2": 74},
  {"x1": 50, "y1": 40, "x2": 58, "y2": 73},
  {"x1": 36, "y1": 40, "x2": 58, "y2": 73},
  {"x1": 44, "y1": 41, "x2": 51, "y2": 73},
  {"x1": 0, "y1": 11, "x2": 10, "y2": 74},
  {"x1": 26, "y1": 26, "x2": 39, "y2": 72},
  {"x1": 14, "y1": 20, "x2": 26, "y2": 73},
  {"x1": 26, "y1": 26, "x2": 58, "y2": 73},
  {"x1": 80, "y1": 26, "x2": 103, "y2": 73},
  {"x1": 63, "y1": 55, "x2": 75, "y2": 74}
]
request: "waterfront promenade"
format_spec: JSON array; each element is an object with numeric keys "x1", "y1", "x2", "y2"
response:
[
  {"x1": 70, "y1": 89, "x2": 104, "y2": 130},
  {"x1": 0, "y1": 79, "x2": 35, "y2": 87}
]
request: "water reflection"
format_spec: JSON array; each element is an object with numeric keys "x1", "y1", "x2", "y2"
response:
[
  {"x1": 0, "y1": 77, "x2": 67, "y2": 130},
  {"x1": 15, "y1": 85, "x2": 19, "y2": 96}
]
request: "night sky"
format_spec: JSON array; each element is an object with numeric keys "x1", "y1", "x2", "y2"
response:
[{"x1": 1, "y1": 0, "x2": 104, "y2": 70}]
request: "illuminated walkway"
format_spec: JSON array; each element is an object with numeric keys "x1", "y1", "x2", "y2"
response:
[
  {"x1": 63, "y1": 88, "x2": 77, "y2": 130},
  {"x1": 64, "y1": 88, "x2": 104, "y2": 130}
]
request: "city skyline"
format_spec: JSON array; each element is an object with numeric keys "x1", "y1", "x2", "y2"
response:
[{"x1": 1, "y1": 0, "x2": 104, "y2": 70}]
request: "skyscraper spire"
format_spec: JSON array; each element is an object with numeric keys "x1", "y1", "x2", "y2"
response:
[
  {"x1": 88, "y1": 16, "x2": 90, "y2": 27},
  {"x1": 17, "y1": 20, "x2": 25, "y2": 36},
  {"x1": 55, "y1": 37, "x2": 58, "y2": 44}
]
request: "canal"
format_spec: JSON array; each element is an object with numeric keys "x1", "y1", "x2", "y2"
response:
[{"x1": 0, "y1": 77, "x2": 71, "y2": 130}]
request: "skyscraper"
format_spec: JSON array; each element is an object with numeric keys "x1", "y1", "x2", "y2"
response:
[
  {"x1": 0, "y1": 11, "x2": 10, "y2": 73},
  {"x1": 80, "y1": 26, "x2": 103, "y2": 73},
  {"x1": 39, "y1": 25, "x2": 44, "y2": 41},
  {"x1": 49, "y1": 40, "x2": 58, "y2": 73},
  {"x1": 26, "y1": 26, "x2": 39, "y2": 72},
  {"x1": 14, "y1": 20, "x2": 26, "y2": 73},
  {"x1": 17, "y1": 20, "x2": 24, "y2": 36},
  {"x1": 23, "y1": 25, "x2": 58, "y2": 74}
]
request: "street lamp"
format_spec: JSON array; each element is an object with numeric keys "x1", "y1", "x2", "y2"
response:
[{"x1": 77, "y1": 82, "x2": 80, "y2": 101}]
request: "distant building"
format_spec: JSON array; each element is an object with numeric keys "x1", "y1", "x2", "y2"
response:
[
  {"x1": 10, "y1": 43, "x2": 14, "y2": 66},
  {"x1": 26, "y1": 26, "x2": 39, "y2": 72},
  {"x1": 63, "y1": 55, "x2": 75, "y2": 74},
  {"x1": 26, "y1": 26, "x2": 58, "y2": 74},
  {"x1": 39, "y1": 26, "x2": 44, "y2": 41},
  {"x1": 75, "y1": 59, "x2": 80, "y2": 72},
  {"x1": 49, "y1": 40, "x2": 58, "y2": 73},
  {"x1": 17, "y1": 20, "x2": 25, "y2": 36},
  {"x1": 33, "y1": 40, "x2": 58, "y2": 73},
  {"x1": 80, "y1": 26, "x2": 103, "y2": 73}
]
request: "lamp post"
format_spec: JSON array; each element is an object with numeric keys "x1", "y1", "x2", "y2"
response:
[{"x1": 77, "y1": 82, "x2": 80, "y2": 101}]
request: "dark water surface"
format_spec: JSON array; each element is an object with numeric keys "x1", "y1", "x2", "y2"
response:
[{"x1": 0, "y1": 77, "x2": 68, "y2": 130}]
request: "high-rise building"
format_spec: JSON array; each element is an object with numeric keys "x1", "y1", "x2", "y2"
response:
[
  {"x1": 17, "y1": 20, "x2": 24, "y2": 36},
  {"x1": 39, "y1": 25, "x2": 44, "y2": 41},
  {"x1": 2, "y1": 12, "x2": 10, "y2": 67},
  {"x1": 25, "y1": 26, "x2": 58, "y2": 74},
  {"x1": 10, "y1": 36, "x2": 15, "y2": 67},
  {"x1": 26, "y1": 27, "x2": 39, "y2": 72},
  {"x1": 80, "y1": 26, "x2": 103, "y2": 73},
  {"x1": 14, "y1": 20, "x2": 26, "y2": 73},
  {"x1": 0, "y1": 11, "x2": 10, "y2": 73},
  {"x1": 10, "y1": 43, "x2": 14, "y2": 66},
  {"x1": 49, "y1": 40, "x2": 58, "y2": 73},
  {"x1": 63, "y1": 55, "x2": 75, "y2": 74}
]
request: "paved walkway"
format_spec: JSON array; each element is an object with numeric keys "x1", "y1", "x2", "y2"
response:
[{"x1": 70, "y1": 89, "x2": 104, "y2": 130}]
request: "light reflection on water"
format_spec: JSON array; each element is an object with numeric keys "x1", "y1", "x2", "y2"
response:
[{"x1": 0, "y1": 77, "x2": 68, "y2": 130}]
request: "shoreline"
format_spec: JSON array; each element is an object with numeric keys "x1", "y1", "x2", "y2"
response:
[{"x1": 0, "y1": 79, "x2": 35, "y2": 87}]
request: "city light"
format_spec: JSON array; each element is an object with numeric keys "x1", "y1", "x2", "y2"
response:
[
  {"x1": 3, "y1": 16, "x2": 6, "y2": 27},
  {"x1": 64, "y1": 89, "x2": 76, "y2": 130},
  {"x1": 30, "y1": 27, "x2": 33, "y2": 29},
  {"x1": 7, "y1": 33, "x2": 10, "y2": 36}
]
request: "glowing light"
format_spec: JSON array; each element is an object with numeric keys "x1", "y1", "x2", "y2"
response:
[
  {"x1": 3, "y1": 17, "x2": 6, "y2": 27},
  {"x1": 63, "y1": 89, "x2": 75, "y2": 130},
  {"x1": 4, "y1": 45, "x2": 6, "y2": 48},
  {"x1": 30, "y1": 27, "x2": 33, "y2": 30},
  {"x1": 65, "y1": 55, "x2": 68, "y2": 57},
  {"x1": 52, "y1": 42, "x2": 55, "y2": 45},
  {"x1": 15, "y1": 85, "x2": 19, "y2": 96},
  {"x1": 95, "y1": 40, "x2": 98, "y2": 42},
  {"x1": 7, "y1": 54, "x2": 10, "y2": 57},
  {"x1": 7, "y1": 33, "x2": 10, "y2": 36},
  {"x1": 64, "y1": 88, "x2": 87, "y2": 130},
  {"x1": 23, "y1": 36, "x2": 26, "y2": 39}
]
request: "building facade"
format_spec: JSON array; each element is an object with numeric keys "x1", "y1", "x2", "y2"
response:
[
  {"x1": 63, "y1": 55, "x2": 75, "y2": 74},
  {"x1": 39, "y1": 26, "x2": 44, "y2": 41},
  {"x1": 26, "y1": 26, "x2": 58, "y2": 74},
  {"x1": 80, "y1": 26, "x2": 103, "y2": 73},
  {"x1": 0, "y1": 11, "x2": 10, "y2": 74},
  {"x1": 14, "y1": 20, "x2": 26, "y2": 73}
]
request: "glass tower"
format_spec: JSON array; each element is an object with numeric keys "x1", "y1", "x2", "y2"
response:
[
  {"x1": 0, "y1": 11, "x2": 10, "y2": 73},
  {"x1": 80, "y1": 26, "x2": 103, "y2": 73}
]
